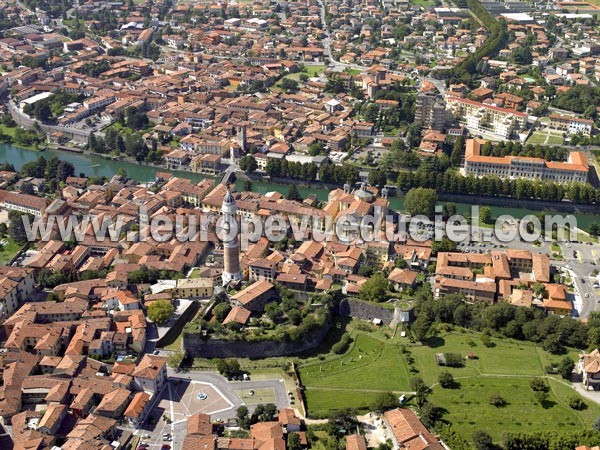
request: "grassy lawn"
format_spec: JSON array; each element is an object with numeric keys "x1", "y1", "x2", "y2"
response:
[
  {"x1": 408, "y1": 331, "x2": 583, "y2": 385},
  {"x1": 0, "y1": 237, "x2": 24, "y2": 265},
  {"x1": 0, "y1": 124, "x2": 17, "y2": 139},
  {"x1": 236, "y1": 387, "x2": 276, "y2": 405},
  {"x1": 303, "y1": 65, "x2": 326, "y2": 77},
  {"x1": 547, "y1": 134, "x2": 564, "y2": 145},
  {"x1": 406, "y1": 329, "x2": 596, "y2": 441},
  {"x1": 164, "y1": 332, "x2": 182, "y2": 351},
  {"x1": 429, "y1": 377, "x2": 599, "y2": 441},
  {"x1": 273, "y1": 65, "x2": 326, "y2": 92},
  {"x1": 526, "y1": 131, "x2": 564, "y2": 146},
  {"x1": 300, "y1": 331, "x2": 411, "y2": 416},
  {"x1": 347, "y1": 69, "x2": 362, "y2": 76},
  {"x1": 526, "y1": 131, "x2": 547, "y2": 145},
  {"x1": 412, "y1": 0, "x2": 436, "y2": 6}
]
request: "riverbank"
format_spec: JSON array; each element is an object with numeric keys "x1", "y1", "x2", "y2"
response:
[{"x1": 1, "y1": 142, "x2": 598, "y2": 231}]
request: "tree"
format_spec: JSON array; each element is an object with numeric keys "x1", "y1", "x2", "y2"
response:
[
  {"x1": 265, "y1": 302, "x2": 283, "y2": 323},
  {"x1": 239, "y1": 155, "x2": 258, "y2": 173},
  {"x1": 280, "y1": 78, "x2": 299, "y2": 94},
  {"x1": 450, "y1": 136, "x2": 465, "y2": 167},
  {"x1": 9, "y1": 210, "x2": 31, "y2": 243},
  {"x1": 489, "y1": 393, "x2": 506, "y2": 407},
  {"x1": 431, "y1": 238, "x2": 457, "y2": 256},
  {"x1": 359, "y1": 273, "x2": 388, "y2": 302},
  {"x1": 410, "y1": 377, "x2": 431, "y2": 408},
  {"x1": 480, "y1": 206, "x2": 492, "y2": 224},
  {"x1": 20, "y1": 182, "x2": 35, "y2": 195},
  {"x1": 287, "y1": 432, "x2": 302, "y2": 450},
  {"x1": 404, "y1": 188, "x2": 437, "y2": 217},
  {"x1": 252, "y1": 403, "x2": 277, "y2": 423},
  {"x1": 369, "y1": 169, "x2": 387, "y2": 187},
  {"x1": 167, "y1": 351, "x2": 184, "y2": 369},
  {"x1": 286, "y1": 185, "x2": 302, "y2": 201},
  {"x1": 214, "y1": 303, "x2": 232, "y2": 322},
  {"x1": 444, "y1": 202, "x2": 457, "y2": 217},
  {"x1": 237, "y1": 405, "x2": 250, "y2": 429},
  {"x1": 147, "y1": 300, "x2": 175, "y2": 325},
  {"x1": 372, "y1": 391, "x2": 398, "y2": 413},
  {"x1": 472, "y1": 430, "x2": 494, "y2": 450},
  {"x1": 534, "y1": 390, "x2": 548, "y2": 406},
  {"x1": 56, "y1": 161, "x2": 75, "y2": 181},
  {"x1": 567, "y1": 396, "x2": 586, "y2": 410},
  {"x1": 557, "y1": 356, "x2": 575, "y2": 380},
  {"x1": 216, "y1": 358, "x2": 241, "y2": 378},
  {"x1": 438, "y1": 370, "x2": 455, "y2": 388}
]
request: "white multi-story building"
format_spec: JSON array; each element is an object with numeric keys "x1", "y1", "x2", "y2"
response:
[
  {"x1": 548, "y1": 114, "x2": 593, "y2": 136},
  {"x1": 464, "y1": 139, "x2": 589, "y2": 183},
  {"x1": 446, "y1": 97, "x2": 528, "y2": 140}
]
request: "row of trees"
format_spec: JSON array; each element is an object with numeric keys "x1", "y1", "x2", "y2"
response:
[
  {"x1": 396, "y1": 169, "x2": 599, "y2": 204},
  {"x1": 450, "y1": 0, "x2": 509, "y2": 84},
  {"x1": 265, "y1": 159, "x2": 319, "y2": 181},
  {"x1": 476, "y1": 140, "x2": 568, "y2": 161}
]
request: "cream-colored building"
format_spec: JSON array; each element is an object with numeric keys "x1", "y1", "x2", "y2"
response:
[
  {"x1": 175, "y1": 277, "x2": 214, "y2": 298},
  {"x1": 464, "y1": 139, "x2": 588, "y2": 183}
]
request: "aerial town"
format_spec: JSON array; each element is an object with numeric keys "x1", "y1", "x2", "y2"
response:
[{"x1": 1, "y1": 0, "x2": 600, "y2": 449}]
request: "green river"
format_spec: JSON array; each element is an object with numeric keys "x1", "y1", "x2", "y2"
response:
[{"x1": 0, "y1": 143, "x2": 597, "y2": 231}]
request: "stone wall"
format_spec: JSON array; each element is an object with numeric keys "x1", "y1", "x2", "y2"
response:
[
  {"x1": 337, "y1": 298, "x2": 395, "y2": 325},
  {"x1": 183, "y1": 322, "x2": 331, "y2": 358}
]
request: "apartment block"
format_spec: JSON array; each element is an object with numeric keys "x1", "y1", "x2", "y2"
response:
[{"x1": 446, "y1": 97, "x2": 527, "y2": 139}]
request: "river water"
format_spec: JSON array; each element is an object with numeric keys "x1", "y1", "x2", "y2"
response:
[{"x1": 0, "y1": 143, "x2": 597, "y2": 231}]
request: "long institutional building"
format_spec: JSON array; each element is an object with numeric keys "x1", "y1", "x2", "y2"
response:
[{"x1": 464, "y1": 139, "x2": 589, "y2": 183}]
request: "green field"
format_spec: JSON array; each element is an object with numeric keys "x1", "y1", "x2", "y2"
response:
[{"x1": 299, "y1": 326, "x2": 599, "y2": 441}]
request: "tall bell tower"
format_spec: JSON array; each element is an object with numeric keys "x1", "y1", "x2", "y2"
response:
[{"x1": 221, "y1": 188, "x2": 242, "y2": 285}]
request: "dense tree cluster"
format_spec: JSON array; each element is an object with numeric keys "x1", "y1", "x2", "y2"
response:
[
  {"x1": 21, "y1": 156, "x2": 75, "y2": 183},
  {"x1": 265, "y1": 159, "x2": 319, "y2": 181},
  {"x1": 23, "y1": 90, "x2": 83, "y2": 124},
  {"x1": 411, "y1": 293, "x2": 595, "y2": 354},
  {"x1": 552, "y1": 85, "x2": 600, "y2": 114},
  {"x1": 503, "y1": 430, "x2": 600, "y2": 450},
  {"x1": 127, "y1": 265, "x2": 182, "y2": 284}
]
